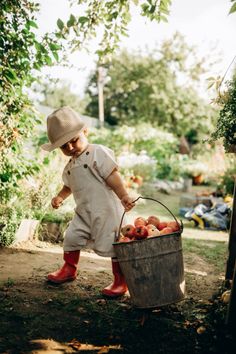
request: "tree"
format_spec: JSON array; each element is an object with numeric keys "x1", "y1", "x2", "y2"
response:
[
  {"x1": 84, "y1": 34, "x2": 217, "y2": 144},
  {"x1": 0, "y1": 0, "x2": 61, "y2": 202},
  {"x1": 55, "y1": 0, "x2": 172, "y2": 60}
]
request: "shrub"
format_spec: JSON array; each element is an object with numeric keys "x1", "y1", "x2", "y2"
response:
[
  {"x1": 218, "y1": 166, "x2": 236, "y2": 196},
  {"x1": 0, "y1": 204, "x2": 31, "y2": 246},
  {"x1": 89, "y1": 124, "x2": 180, "y2": 181}
]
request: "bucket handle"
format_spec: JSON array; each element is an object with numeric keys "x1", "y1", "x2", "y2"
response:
[{"x1": 115, "y1": 196, "x2": 183, "y2": 242}]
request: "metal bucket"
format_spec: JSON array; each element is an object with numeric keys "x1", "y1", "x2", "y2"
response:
[{"x1": 113, "y1": 196, "x2": 185, "y2": 308}]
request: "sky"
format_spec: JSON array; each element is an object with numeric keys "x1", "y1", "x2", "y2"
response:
[{"x1": 37, "y1": 0, "x2": 236, "y2": 98}]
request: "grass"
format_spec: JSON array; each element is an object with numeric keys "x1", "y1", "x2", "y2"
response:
[{"x1": 182, "y1": 238, "x2": 228, "y2": 272}]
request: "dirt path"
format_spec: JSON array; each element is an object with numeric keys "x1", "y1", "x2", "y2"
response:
[
  {"x1": 0, "y1": 230, "x2": 232, "y2": 354},
  {"x1": 0, "y1": 223, "x2": 229, "y2": 300}
]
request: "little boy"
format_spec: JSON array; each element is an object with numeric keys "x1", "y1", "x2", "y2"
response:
[{"x1": 41, "y1": 106, "x2": 135, "y2": 297}]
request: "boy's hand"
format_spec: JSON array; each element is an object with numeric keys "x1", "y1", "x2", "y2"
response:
[
  {"x1": 51, "y1": 196, "x2": 64, "y2": 209},
  {"x1": 121, "y1": 195, "x2": 135, "y2": 211}
]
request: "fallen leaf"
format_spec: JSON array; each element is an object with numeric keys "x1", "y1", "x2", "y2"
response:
[
  {"x1": 96, "y1": 299, "x2": 107, "y2": 305},
  {"x1": 197, "y1": 326, "x2": 206, "y2": 334},
  {"x1": 42, "y1": 298, "x2": 53, "y2": 305}
]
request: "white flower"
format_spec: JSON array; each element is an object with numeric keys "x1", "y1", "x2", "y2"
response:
[{"x1": 117, "y1": 151, "x2": 156, "y2": 168}]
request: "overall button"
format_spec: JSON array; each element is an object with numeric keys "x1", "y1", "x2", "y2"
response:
[
  {"x1": 86, "y1": 151, "x2": 89, "y2": 155},
  {"x1": 84, "y1": 164, "x2": 88, "y2": 168}
]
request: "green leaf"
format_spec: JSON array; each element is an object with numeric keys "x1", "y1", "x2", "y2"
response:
[
  {"x1": 57, "y1": 18, "x2": 64, "y2": 30},
  {"x1": 78, "y1": 16, "x2": 89, "y2": 25},
  {"x1": 67, "y1": 14, "x2": 76, "y2": 27},
  {"x1": 27, "y1": 20, "x2": 38, "y2": 29},
  {"x1": 43, "y1": 157, "x2": 50, "y2": 165},
  {"x1": 33, "y1": 62, "x2": 41, "y2": 70},
  {"x1": 4, "y1": 68, "x2": 18, "y2": 83},
  {"x1": 45, "y1": 56, "x2": 53, "y2": 65},
  {"x1": 52, "y1": 51, "x2": 59, "y2": 61},
  {"x1": 229, "y1": 2, "x2": 236, "y2": 14},
  {"x1": 49, "y1": 43, "x2": 61, "y2": 51}
]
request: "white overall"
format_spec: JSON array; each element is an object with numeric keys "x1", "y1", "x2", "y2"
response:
[{"x1": 62, "y1": 144, "x2": 126, "y2": 257}]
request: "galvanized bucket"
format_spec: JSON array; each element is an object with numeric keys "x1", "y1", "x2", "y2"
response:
[{"x1": 113, "y1": 196, "x2": 185, "y2": 308}]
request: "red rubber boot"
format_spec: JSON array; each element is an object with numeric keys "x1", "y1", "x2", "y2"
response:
[
  {"x1": 102, "y1": 258, "x2": 128, "y2": 297},
  {"x1": 47, "y1": 251, "x2": 80, "y2": 284}
]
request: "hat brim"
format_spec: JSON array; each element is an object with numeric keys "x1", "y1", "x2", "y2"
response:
[{"x1": 41, "y1": 124, "x2": 85, "y2": 152}]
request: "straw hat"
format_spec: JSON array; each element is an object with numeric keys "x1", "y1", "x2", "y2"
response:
[{"x1": 41, "y1": 106, "x2": 85, "y2": 152}]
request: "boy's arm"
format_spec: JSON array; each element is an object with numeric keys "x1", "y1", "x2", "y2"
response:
[
  {"x1": 105, "y1": 169, "x2": 135, "y2": 211},
  {"x1": 51, "y1": 185, "x2": 72, "y2": 209}
]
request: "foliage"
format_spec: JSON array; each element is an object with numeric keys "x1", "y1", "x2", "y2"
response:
[
  {"x1": 218, "y1": 163, "x2": 236, "y2": 196},
  {"x1": 0, "y1": 154, "x2": 64, "y2": 246},
  {"x1": 56, "y1": 0, "x2": 172, "y2": 60},
  {"x1": 229, "y1": 0, "x2": 236, "y2": 15},
  {"x1": 0, "y1": 203, "x2": 31, "y2": 246},
  {"x1": 89, "y1": 123, "x2": 183, "y2": 181},
  {"x1": 84, "y1": 35, "x2": 217, "y2": 144},
  {"x1": 0, "y1": 0, "x2": 61, "y2": 202},
  {"x1": 209, "y1": 74, "x2": 236, "y2": 152}
]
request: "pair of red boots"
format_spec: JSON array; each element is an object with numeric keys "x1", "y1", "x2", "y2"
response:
[{"x1": 47, "y1": 251, "x2": 127, "y2": 297}]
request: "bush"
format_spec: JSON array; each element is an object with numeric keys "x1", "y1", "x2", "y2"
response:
[
  {"x1": 0, "y1": 153, "x2": 65, "y2": 246},
  {"x1": 89, "y1": 124, "x2": 180, "y2": 181},
  {"x1": 218, "y1": 166, "x2": 236, "y2": 196},
  {"x1": 0, "y1": 204, "x2": 31, "y2": 246}
]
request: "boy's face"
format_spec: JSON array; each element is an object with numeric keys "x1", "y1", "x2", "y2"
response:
[{"x1": 60, "y1": 128, "x2": 88, "y2": 157}]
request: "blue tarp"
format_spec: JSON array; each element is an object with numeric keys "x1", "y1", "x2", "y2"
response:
[{"x1": 180, "y1": 202, "x2": 231, "y2": 231}]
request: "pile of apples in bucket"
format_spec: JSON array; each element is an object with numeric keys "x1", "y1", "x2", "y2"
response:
[{"x1": 119, "y1": 215, "x2": 180, "y2": 242}]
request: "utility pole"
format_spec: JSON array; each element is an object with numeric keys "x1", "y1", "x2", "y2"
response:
[{"x1": 98, "y1": 66, "x2": 105, "y2": 127}]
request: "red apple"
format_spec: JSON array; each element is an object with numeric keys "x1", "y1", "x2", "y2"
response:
[
  {"x1": 147, "y1": 215, "x2": 160, "y2": 228},
  {"x1": 134, "y1": 217, "x2": 147, "y2": 227},
  {"x1": 157, "y1": 221, "x2": 168, "y2": 230},
  {"x1": 121, "y1": 224, "x2": 135, "y2": 239},
  {"x1": 166, "y1": 221, "x2": 180, "y2": 232},
  {"x1": 134, "y1": 225, "x2": 148, "y2": 240},
  {"x1": 160, "y1": 227, "x2": 174, "y2": 235}
]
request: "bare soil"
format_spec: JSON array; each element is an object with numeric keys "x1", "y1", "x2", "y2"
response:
[{"x1": 0, "y1": 232, "x2": 235, "y2": 354}]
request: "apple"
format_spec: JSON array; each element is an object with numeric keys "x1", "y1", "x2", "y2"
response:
[
  {"x1": 119, "y1": 236, "x2": 132, "y2": 243},
  {"x1": 134, "y1": 225, "x2": 148, "y2": 240},
  {"x1": 146, "y1": 224, "x2": 156, "y2": 230},
  {"x1": 121, "y1": 224, "x2": 135, "y2": 239},
  {"x1": 166, "y1": 221, "x2": 180, "y2": 232},
  {"x1": 134, "y1": 217, "x2": 147, "y2": 227},
  {"x1": 157, "y1": 221, "x2": 168, "y2": 230},
  {"x1": 147, "y1": 215, "x2": 160, "y2": 228},
  {"x1": 160, "y1": 227, "x2": 174, "y2": 235},
  {"x1": 147, "y1": 225, "x2": 160, "y2": 237}
]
